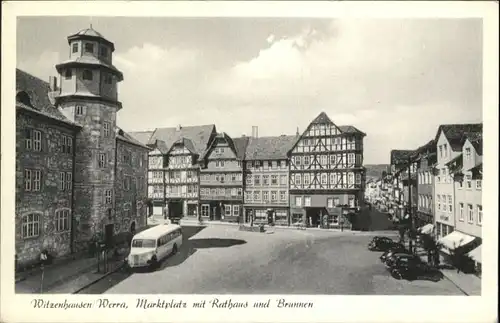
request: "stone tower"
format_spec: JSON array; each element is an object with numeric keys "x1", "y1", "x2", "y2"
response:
[{"x1": 54, "y1": 26, "x2": 124, "y2": 249}]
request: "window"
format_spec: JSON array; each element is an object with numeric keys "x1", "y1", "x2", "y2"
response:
[
  {"x1": 65, "y1": 172, "x2": 72, "y2": 191},
  {"x1": 61, "y1": 135, "x2": 73, "y2": 154},
  {"x1": 65, "y1": 69, "x2": 72, "y2": 79},
  {"x1": 22, "y1": 213, "x2": 40, "y2": 238},
  {"x1": 304, "y1": 156, "x2": 310, "y2": 165},
  {"x1": 329, "y1": 155, "x2": 336, "y2": 165},
  {"x1": 466, "y1": 175, "x2": 472, "y2": 189},
  {"x1": 321, "y1": 155, "x2": 328, "y2": 166},
  {"x1": 459, "y1": 203, "x2": 464, "y2": 221},
  {"x1": 348, "y1": 153, "x2": 355, "y2": 165},
  {"x1": 75, "y1": 105, "x2": 84, "y2": 116},
  {"x1": 123, "y1": 176, "x2": 130, "y2": 190},
  {"x1": 295, "y1": 174, "x2": 301, "y2": 185},
  {"x1": 271, "y1": 191, "x2": 277, "y2": 201},
  {"x1": 437, "y1": 195, "x2": 441, "y2": 210},
  {"x1": 105, "y1": 190, "x2": 112, "y2": 204},
  {"x1": 327, "y1": 198, "x2": 333, "y2": 208},
  {"x1": 467, "y1": 204, "x2": 474, "y2": 223},
  {"x1": 279, "y1": 191, "x2": 286, "y2": 201},
  {"x1": 55, "y1": 209, "x2": 70, "y2": 232},
  {"x1": 348, "y1": 197, "x2": 355, "y2": 207},
  {"x1": 477, "y1": 205, "x2": 482, "y2": 225},
  {"x1": 84, "y1": 43, "x2": 94, "y2": 53},
  {"x1": 254, "y1": 175, "x2": 261, "y2": 186},
  {"x1": 98, "y1": 153, "x2": 106, "y2": 168},
  {"x1": 272, "y1": 161, "x2": 277, "y2": 169},
  {"x1": 82, "y1": 70, "x2": 93, "y2": 81},
  {"x1": 280, "y1": 175, "x2": 287, "y2": 185},
  {"x1": 253, "y1": 191, "x2": 261, "y2": 201},
  {"x1": 72, "y1": 43, "x2": 78, "y2": 53},
  {"x1": 295, "y1": 196, "x2": 302, "y2": 206},
  {"x1": 100, "y1": 46, "x2": 108, "y2": 57},
  {"x1": 476, "y1": 179, "x2": 482, "y2": 190},
  {"x1": 355, "y1": 173, "x2": 361, "y2": 185},
  {"x1": 271, "y1": 175, "x2": 278, "y2": 185},
  {"x1": 304, "y1": 196, "x2": 311, "y2": 206},
  {"x1": 59, "y1": 172, "x2": 65, "y2": 190},
  {"x1": 24, "y1": 169, "x2": 41, "y2": 192},
  {"x1": 263, "y1": 191, "x2": 269, "y2": 201},
  {"x1": 103, "y1": 122, "x2": 110, "y2": 137},
  {"x1": 294, "y1": 156, "x2": 301, "y2": 166},
  {"x1": 104, "y1": 74, "x2": 112, "y2": 84},
  {"x1": 439, "y1": 145, "x2": 443, "y2": 158},
  {"x1": 246, "y1": 175, "x2": 253, "y2": 186},
  {"x1": 465, "y1": 147, "x2": 471, "y2": 161},
  {"x1": 304, "y1": 174, "x2": 310, "y2": 186},
  {"x1": 220, "y1": 148, "x2": 225, "y2": 154},
  {"x1": 263, "y1": 175, "x2": 269, "y2": 186},
  {"x1": 448, "y1": 195, "x2": 452, "y2": 213},
  {"x1": 25, "y1": 129, "x2": 42, "y2": 152},
  {"x1": 233, "y1": 205, "x2": 239, "y2": 216},
  {"x1": 321, "y1": 173, "x2": 327, "y2": 185},
  {"x1": 333, "y1": 198, "x2": 340, "y2": 206},
  {"x1": 443, "y1": 144, "x2": 448, "y2": 157},
  {"x1": 224, "y1": 205, "x2": 231, "y2": 216}
]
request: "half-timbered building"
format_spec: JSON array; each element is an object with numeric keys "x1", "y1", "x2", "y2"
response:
[
  {"x1": 288, "y1": 112, "x2": 366, "y2": 229},
  {"x1": 243, "y1": 135, "x2": 298, "y2": 226},
  {"x1": 145, "y1": 124, "x2": 217, "y2": 220},
  {"x1": 199, "y1": 133, "x2": 249, "y2": 222}
]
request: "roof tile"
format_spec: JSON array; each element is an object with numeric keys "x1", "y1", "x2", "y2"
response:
[{"x1": 244, "y1": 135, "x2": 299, "y2": 160}]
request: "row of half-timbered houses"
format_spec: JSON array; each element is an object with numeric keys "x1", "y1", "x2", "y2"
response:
[{"x1": 130, "y1": 112, "x2": 367, "y2": 228}]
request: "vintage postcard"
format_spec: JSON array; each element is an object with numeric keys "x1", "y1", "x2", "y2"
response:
[{"x1": 1, "y1": 1, "x2": 498, "y2": 323}]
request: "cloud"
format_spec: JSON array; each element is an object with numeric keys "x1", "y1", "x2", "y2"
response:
[
  {"x1": 17, "y1": 19, "x2": 482, "y2": 164},
  {"x1": 17, "y1": 50, "x2": 60, "y2": 83}
]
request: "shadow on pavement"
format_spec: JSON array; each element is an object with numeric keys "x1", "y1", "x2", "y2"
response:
[{"x1": 157, "y1": 238, "x2": 247, "y2": 271}]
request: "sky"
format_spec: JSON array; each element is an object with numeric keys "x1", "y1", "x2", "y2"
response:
[{"x1": 17, "y1": 17, "x2": 483, "y2": 164}]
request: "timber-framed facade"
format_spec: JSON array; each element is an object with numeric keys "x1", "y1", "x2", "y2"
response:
[{"x1": 288, "y1": 112, "x2": 366, "y2": 229}]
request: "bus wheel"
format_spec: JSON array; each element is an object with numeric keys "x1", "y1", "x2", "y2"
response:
[
  {"x1": 172, "y1": 244, "x2": 178, "y2": 255},
  {"x1": 149, "y1": 256, "x2": 158, "y2": 271}
]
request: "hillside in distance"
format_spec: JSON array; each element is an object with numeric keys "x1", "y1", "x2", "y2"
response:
[{"x1": 364, "y1": 164, "x2": 390, "y2": 180}]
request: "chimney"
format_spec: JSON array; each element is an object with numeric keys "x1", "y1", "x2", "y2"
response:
[
  {"x1": 176, "y1": 124, "x2": 182, "y2": 131},
  {"x1": 251, "y1": 126, "x2": 258, "y2": 138},
  {"x1": 296, "y1": 127, "x2": 299, "y2": 136},
  {"x1": 242, "y1": 134, "x2": 246, "y2": 137},
  {"x1": 48, "y1": 76, "x2": 58, "y2": 91}
]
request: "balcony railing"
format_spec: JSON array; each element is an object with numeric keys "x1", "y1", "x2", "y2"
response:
[{"x1": 200, "y1": 194, "x2": 243, "y2": 201}]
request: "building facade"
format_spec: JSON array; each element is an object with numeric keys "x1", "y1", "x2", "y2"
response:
[
  {"x1": 450, "y1": 134, "x2": 482, "y2": 239},
  {"x1": 289, "y1": 112, "x2": 366, "y2": 229},
  {"x1": 415, "y1": 140, "x2": 437, "y2": 228},
  {"x1": 15, "y1": 27, "x2": 149, "y2": 268},
  {"x1": 243, "y1": 135, "x2": 297, "y2": 226},
  {"x1": 199, "y1": 133, "x2": 248, "y2": 222},
  {"x1": 143, "y1": 125, "x2": 217, "y2": 219},
  {"x1": 433, "y1": 124, "x2": 482, "y2": 240}
]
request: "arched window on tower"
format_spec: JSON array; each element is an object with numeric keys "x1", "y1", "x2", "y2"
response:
[
  {"x1": 82, "y1": 70, "x2": 93, "y2": 81},
  {"x1": 65, "y1": 69, "x2": 72, "y2": 79}
]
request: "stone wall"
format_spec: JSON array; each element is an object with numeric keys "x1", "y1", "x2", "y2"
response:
[
  {"x1": 115, "y1": 139, "x2": 149, "y2": 234},
  {"x1": 15, "y1": 111, "x2": 76, "y2": 267},
  {"x1": 62, "y1": 100, "x2": 117, "y2": 250}
]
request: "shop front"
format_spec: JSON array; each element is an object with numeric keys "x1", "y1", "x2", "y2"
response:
[{"x1": 244, "y1": 205, "x2": 289, "y2": 226}]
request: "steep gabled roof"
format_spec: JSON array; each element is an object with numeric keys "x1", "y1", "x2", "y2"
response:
[
  {"x1": 465, "y1": 132, "x2": 483, "y2": 156},
  {"x1": 411, "y1": 139, "x2": 436, "y2": 159},
  {"x1": 311, "y1": 111, "x2": 333, "y2": 124},
  {"x1": 435, "y1": 123, "x2": 483, "y2": 152},
  {"x1": 16, "y1": 69, "x2": 79, "y2": 128},
  {"x1": 116, "y1": 128, "x2": 151, "y2": 150},
  {"x1": 338, "y1": 125, "x2": 367, "y2": 136},
  {"x1": 245, "y1": 135, "x2": 299, "y2": 160},
  {"x1": 166, "y1": 137, "x2": 197, "y2": 155},
  {"x1": 232, "y1": 136, "x2": 250, "y2": 160},
  {"x1": 129, "y1": 131, "x2": 154, "y2": 146},
  {"x1": 148, "y1": 124, "x2": 216, "y2": 156},
  {"x1": 390, "y1": 150, "x2": 414, "y2": 166}
]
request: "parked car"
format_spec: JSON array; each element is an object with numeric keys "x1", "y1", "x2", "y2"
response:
[
  {"x1": 389, "y1": 257, "x2": 444, "y2": 281},
  {"x1": 385, "y1": 253, "x2": 421, "y2": 269},
  {"x1": 368, "y1": 237, "x2": 400, "y2": 251},
  {"x1": 380, "y1": 245, "x2": 409, "y2": 262}
]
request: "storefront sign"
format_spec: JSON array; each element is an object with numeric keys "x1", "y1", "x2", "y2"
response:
[{"x1": 439, "y1": 215, "x2": 449, "y2": 222}]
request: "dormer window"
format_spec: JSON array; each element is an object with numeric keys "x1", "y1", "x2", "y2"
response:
[
  {"x1": 65, "y1": 69, "x2": 72, "y2": 79},
  {"x1": 16, "y1": 91, "x2": 32, "y2": 107},
  {"x1": 84, "y1": 43, "x2": 94, "y2": 54},
  {"x1": 82, "y1": 70, "x2": 93, "y2": 81},
  {"x1": 72, "y1": 43, "x2": 79, "y2": 53}
]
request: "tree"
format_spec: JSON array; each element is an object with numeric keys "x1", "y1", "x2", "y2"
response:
[{"x1": 420, "y1": 233, "x2": 442, "y2": 267}]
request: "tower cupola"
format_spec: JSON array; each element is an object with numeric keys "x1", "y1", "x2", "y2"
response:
[{"x1": 54, "y1": 25, "x2": 123, "y2": 110}]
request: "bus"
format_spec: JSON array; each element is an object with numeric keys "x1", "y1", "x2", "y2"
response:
[{"x1": 126, "y1": 224, "x2": 183, "y2": 270}]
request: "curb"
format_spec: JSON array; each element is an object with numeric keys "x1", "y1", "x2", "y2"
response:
[
  {"x1": 72, "y1": 262, "x2": 126, "y2": 294},
  {"x1": 441, "y1": 271, "x2": 470, "y2": 296}
]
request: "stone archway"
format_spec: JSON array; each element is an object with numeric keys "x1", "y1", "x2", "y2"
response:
[{"x1": 130, "y1": 221, "x2": 136, "y2": 234}]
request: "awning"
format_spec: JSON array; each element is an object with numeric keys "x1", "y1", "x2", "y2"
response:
[
  {"x1": 418, "y1": 224, "x2": 434, "y2": 235},
  {"x1": 439, "y1": 231, "x2": 476, "y2": 252},
  {"x1": 467, "y1": 245, "x2": 482, "y2": 263}
]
